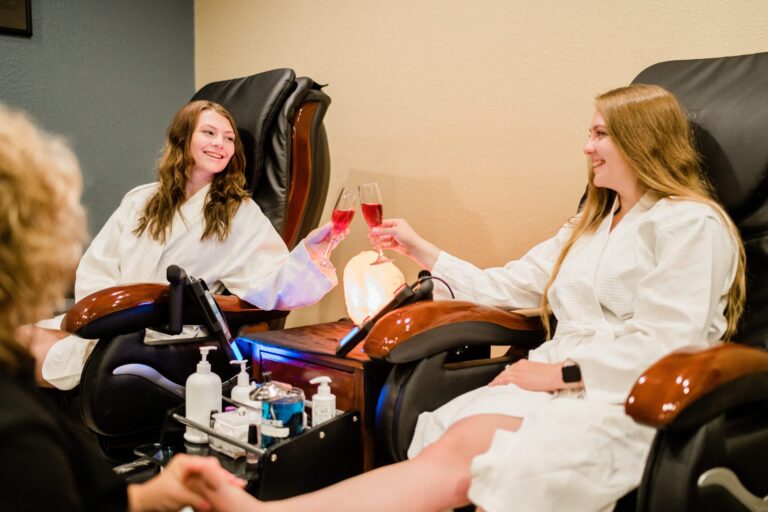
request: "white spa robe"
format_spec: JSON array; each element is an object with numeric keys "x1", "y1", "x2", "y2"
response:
[
  {"x1": 38, "y1": 183, "x2": 336, "y2": 390},
  {"x1": 408, "y1": 194, "x2": 737, "y2": 511}
]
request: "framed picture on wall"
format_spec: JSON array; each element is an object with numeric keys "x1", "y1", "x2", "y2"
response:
[{"x1": 0, "y1": 0, "x2": 32, "y2": 37}]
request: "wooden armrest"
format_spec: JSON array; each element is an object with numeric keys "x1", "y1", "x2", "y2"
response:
[
  {"x1": 62, "y1": 283, "x2": 284, "y2": 335},
  {"x1": 626, "y1": 343, "x2": 768, "y2": 428},
  {"x1": 63, "y1": 284, "x2": 168, "y2": 333},
  {"x1": 364, "y1": 300, "x2": 544, "y2": 362}
]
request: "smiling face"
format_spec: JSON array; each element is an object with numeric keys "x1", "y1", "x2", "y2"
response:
[
  {"x1": 188, "y1": 109, "x2": 236, "y2": 184},
  {"x1": 583, "y1": 111, "x2": 639, "y2": 198}
]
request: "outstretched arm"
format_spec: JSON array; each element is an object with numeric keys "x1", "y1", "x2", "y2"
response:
[
  {"x1": 370, "y1": 218, "x2": 442, "y2": 270},
  {"x1": 373, "y1": 217, "x2": 573, "y2": 308}
]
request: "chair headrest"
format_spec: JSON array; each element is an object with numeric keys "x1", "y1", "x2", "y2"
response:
[
  {"x1": 632, "y1": 52, "x2": 768, "y2": 232},
  {"x1": 633, "y1": 52, "x2": 768, "y2": 346},
  {"x1": 192, "y1": 68, "x2": 297, "y2": 193},
  {"x1": 191, "y1": 69, "x2": 331, "y2": 245}
]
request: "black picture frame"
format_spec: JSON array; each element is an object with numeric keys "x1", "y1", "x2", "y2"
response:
[{"x1": 0, "y1": 0, "x2": 32, "y2": 37}]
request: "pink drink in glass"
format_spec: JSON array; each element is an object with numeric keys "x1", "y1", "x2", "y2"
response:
[
  {"x1": 361, "y1": 203, "x2": 383, "y2": 228},
  {"x1": 332, "y1": 209, "x2": 355, "y2": 233},
  {"x1": 319, "y1": 187, "x2": 357, "y2": 267}
]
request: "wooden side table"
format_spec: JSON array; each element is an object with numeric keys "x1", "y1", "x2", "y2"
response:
[{"x1": 239, "y1": 320, "x2": 390, "y2": 471}]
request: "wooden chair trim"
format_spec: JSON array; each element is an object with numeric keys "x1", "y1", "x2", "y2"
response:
[
  {"x1": 283, "y1": 101, "x2": 320, "y2": 248},
  {"x1": 61, "y1": 283, "x2": 264, "y2": 334},
  {"x1": 625, "y1": 343, "x2": 768, "y2": 427},
  {"x1": 364, "y1": 300, "x2": 543, "y2": 359}
]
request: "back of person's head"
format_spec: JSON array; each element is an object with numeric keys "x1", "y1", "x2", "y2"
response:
[{"x1": 0, "y1": 105, "x2": 86, "y2": 375}]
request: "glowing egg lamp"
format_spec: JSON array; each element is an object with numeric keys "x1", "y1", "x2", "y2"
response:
[{"x1": 343, "y1": 251, "x2": 405, "y2": 324}]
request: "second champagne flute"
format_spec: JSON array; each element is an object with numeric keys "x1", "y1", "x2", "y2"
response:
[
  {"x1": 359, "y1": 182, "x2": 391, "y2": 265},
  {"x1": 319, "y1": 187, "x2": 357, "y2": 267}
]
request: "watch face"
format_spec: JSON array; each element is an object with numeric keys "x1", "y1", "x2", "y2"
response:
[{"x1": 562, "y1": 364, "x2": 582, "y2": 383}]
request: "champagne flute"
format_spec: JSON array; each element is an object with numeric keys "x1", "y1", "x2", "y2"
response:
[
  {"x1": 359, "y1": 182, "x2": 391, "y2": 265},
  {"x1": 319, "y1": 187, "x2": 357, "y2": 267}
]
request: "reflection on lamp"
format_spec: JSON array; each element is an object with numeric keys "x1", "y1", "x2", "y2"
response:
[{"x1": 343, "y1": 251, "x2": 405, "y2": 324}]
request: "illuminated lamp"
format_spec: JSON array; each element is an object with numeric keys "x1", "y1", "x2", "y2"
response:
[{"x1": 343, "y1": 251, "x2": 405, "y2": 324}]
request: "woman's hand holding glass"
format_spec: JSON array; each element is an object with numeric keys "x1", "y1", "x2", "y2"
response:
[
  {"x1": 358, "y1": 182, "x2": 392, "y2": 265},
  {"x1": 309, "y1": 187, "x2": 356, "y2": 268},
  {"x1": 370, "y1": 218, "x2": 441, "y2": 270}
]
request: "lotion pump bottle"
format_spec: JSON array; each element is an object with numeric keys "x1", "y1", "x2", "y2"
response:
[
  {"x1": 184, "y1": 346, "x2": 222, "y2": 444},
  {"x1": 230, "y1": 360, "x2": 257, "y2": 407},
  {"x1": 309, "y1": 376, "x2": 336, "y2": 427}
]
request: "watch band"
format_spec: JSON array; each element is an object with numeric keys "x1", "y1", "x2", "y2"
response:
[{"x1": 561, "y1": 363, "x2": 582, "y2": 383}]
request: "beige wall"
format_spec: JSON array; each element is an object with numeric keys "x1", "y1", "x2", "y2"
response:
[{"x1": 195, "y1": 0, "x2": 767, "y2": 328}]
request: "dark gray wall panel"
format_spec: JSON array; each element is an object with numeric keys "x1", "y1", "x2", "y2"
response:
[{"x1": 0, "y1": 0, "x2": 194, "y2": 236}]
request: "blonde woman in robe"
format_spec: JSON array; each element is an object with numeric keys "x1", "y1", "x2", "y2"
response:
[
  {"x1": 27, "y1": 100, "x2": 344, "y2": 390},
  {"x1": 181, "y1": 84, "x2": 746, "y2": 512}
]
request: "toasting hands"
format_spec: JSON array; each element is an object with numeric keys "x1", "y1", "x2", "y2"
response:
[
  {"x1": 304, "y1": 221, "x2": 350, "y2": 264},
  {"x1": 369, "y1": 218, "x2": 441, "y2": 270}
]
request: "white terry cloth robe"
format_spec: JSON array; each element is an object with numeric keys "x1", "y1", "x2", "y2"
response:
[
  {"x1": 407, "y1": 194, "x2": 738, "y2": 512},
  {"x1": 38, "y1": 183, "x2": 337, "y2": 390}
]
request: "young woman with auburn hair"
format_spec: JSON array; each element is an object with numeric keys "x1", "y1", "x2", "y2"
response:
[{"x1": 30, "y1": 100, "x2": 343, "y2": 390}]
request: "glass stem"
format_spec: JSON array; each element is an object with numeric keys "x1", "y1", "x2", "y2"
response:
[{"x1": 322, "y1": 234, "x2": 337, "y2": 261}]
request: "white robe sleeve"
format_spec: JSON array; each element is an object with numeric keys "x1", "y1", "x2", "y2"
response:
[
  {"x1": 73, "y1": 197, "x2": 131, "y2": 301},
  {"x1": 431, "y1": 220, "x2": 575, "y2": 308},
  {"x1": 216, "y1": 205, "x2": 336, "y2": 310},
  {"x1": 570, "y1": 214, "x2": 737, "y2": 403}
]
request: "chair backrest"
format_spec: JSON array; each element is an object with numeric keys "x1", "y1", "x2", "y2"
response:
[
  {"x1": 631, "y1": 52, "x2": 768, "y2": 348},
  {"x1": 192, "y1": 69, "x2": 331, "y2": 248},
  {"x1": 77, "y1": 71, "x2": 332, "y2": 455}
]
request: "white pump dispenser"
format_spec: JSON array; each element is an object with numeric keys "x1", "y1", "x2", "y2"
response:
[
  {"x1": 309, "y1": 376, "x2": 336, "y2": 426},
  {"x1": 184, "y1": 346, "x2": 222, "y2": 443},
  {"x1": 230, "y1": 360, "x2": 257, "y2": 408}
]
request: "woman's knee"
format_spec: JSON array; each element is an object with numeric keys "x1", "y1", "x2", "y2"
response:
[{"x1": 417, "y1": 414, "x2": 520, "y2": 466}]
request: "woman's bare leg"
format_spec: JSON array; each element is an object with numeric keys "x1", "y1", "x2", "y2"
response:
[
  {"x1": 207, "y1": 413, "x2": 523, "y2": 512},
  {"x1": 16, "y1": 325, "x2": 69, "y2": 388}
]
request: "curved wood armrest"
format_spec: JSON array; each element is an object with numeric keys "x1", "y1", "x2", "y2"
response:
[
  {"x1": 364, "y1": 300, "x2": 544, "y2": 361},
  {"x1": 626, "y1": 343, "x2": 768, "y2": 428},
  {"x1": 62, "y1": 283, "x2": 282, "y2": 335},
  {"x1": 63, "y1": 284, "x2": 169, "y2": 333}
]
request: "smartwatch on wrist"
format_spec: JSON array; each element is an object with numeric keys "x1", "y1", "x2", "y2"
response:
[{"x1": 561, "y1": 362, "x2": 582, "y2": 384}]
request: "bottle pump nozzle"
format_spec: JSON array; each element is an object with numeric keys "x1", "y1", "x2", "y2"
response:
[
  {"x1": 197, "y1": 346, "x2": 217, "y2": 373},
  {"x1": 309, "y1": 376, "x2": 332, "y2": 396},
  {"x1": 230, "y1": 360, "x2": 250, "y2": 387}
]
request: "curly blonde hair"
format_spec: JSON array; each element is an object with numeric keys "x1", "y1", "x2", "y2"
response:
[
  {"x1": 541, "y1": 84, "x2": 746, "y2": 340},
  {"x1": 0, "y1": 105, "x2": 86, "y2": 375},
  {"x1": 134, "y1": 100, "x2": 249, "y2": 243}
]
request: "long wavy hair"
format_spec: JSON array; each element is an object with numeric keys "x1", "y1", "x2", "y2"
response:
[
  {"x1": 134, "y1": 100, "x2": 249, "y2": 243},
  {"x1": 0, "y1": 105, "x2": 86, "y2": 375},
  {"x1": 541, "y1": 84, "x2": 746, "y2": 340}
]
